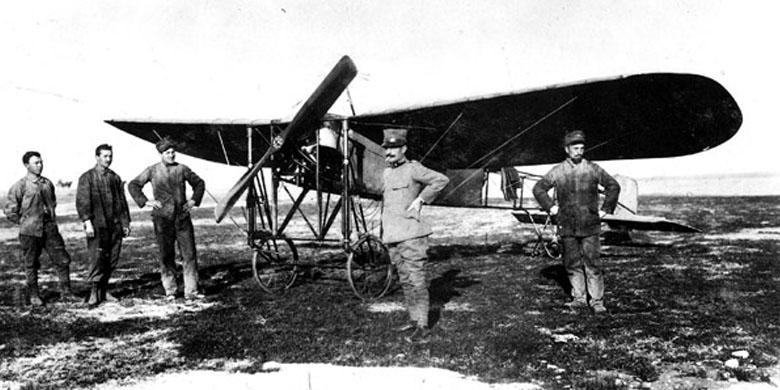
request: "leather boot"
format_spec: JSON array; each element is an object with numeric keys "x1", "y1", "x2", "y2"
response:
[
  {"x1": 87, "y1": 283, "x2": 101, "y2": 306},
  {"x1": 101, "y1": 283, "x2": 119, "y2": 302},
  {"x1": 58, "y1": 282, "x2": 81, "y2": 303},
  {"x1": 28, "y1": 282, "x2": 43, "y2": 307}
]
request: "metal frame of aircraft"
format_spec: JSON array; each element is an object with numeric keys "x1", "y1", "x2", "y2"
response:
[{"x1": 106, "y1": 55, "x2": 743, "y2": 300}]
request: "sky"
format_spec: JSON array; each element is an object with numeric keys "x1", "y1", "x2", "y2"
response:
[{"x1": 1, "y1": 0, "x2": 778, "y2": 195}]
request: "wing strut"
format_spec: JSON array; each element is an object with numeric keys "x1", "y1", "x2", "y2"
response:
[
  {"x1": 467, "y1": 96, "x2": 578, "y2": 169},
  {"x1": 439, "y1": 97, "x2": 578, "y2": 201},
  {"x1": 217, "y1": 130, "x2": 231, "y2": 165},
  {"x1": 420, "y1": 112, "x2": 463, "y2": 163}
]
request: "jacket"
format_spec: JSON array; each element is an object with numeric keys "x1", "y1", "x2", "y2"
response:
[
  {"x1": 4, "y1": 174, "x2": 58, "y2": 237},
  {"x1": 381, "y1": 160, "x2": 449, "y2": 244},
  {"x1": 128, "y1": 162, "x2": 205, "y2": 220},
  {"x1": 533, "y1": 158, "x2": 620, "y2": 237},
  {"x1": 76, "y1": 165, "x2": 131, "y2": 228}
]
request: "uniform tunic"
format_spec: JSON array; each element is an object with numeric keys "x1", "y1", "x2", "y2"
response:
[
  {"x1": 76, "y1": 165, "x2": 130, "y2": 229},
  {"x1": 5, "y1": 174, "x2": 58, "y2": 236},
  {"x1": 532, "y1": 158, "x2": 620, "y2": 308},
  {"x1": 76, "y1": 165, "x2": 131, "y2": 284},
  {"x1": 381, "y1": 160, "x2": 449, "y2": 327},
  {"x1": 128, "y1": 162, "x2": 205, "y2": 296},
  {"x1": 4, "y1": 174, "x2": 72, "y2": 287},
  {"x1": 381, "y1": 160, "x2": 449, "y2": 244},
  {"x1": 532, "y1": 158, "x2": 620, "y2": 237}
]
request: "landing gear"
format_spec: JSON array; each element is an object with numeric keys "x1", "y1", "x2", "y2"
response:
[
  {"x1": 251, "y1": 236, "x2": 299, "y2": 294},
  {"x1": 534, "y1": 235, "x2": 562, "y2": 259},
  {"x1": 346, "y1": 234, "x2": 393, "y2": 300},
  {"x1": 520, "y1": 209, "x2": 562, "y2": 259},
  {"x1": 242, "y1": 119, "x2": 392, "y2": 299}
]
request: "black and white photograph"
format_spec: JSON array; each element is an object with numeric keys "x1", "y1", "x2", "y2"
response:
[{"x1": 1, "y1": 1, "x2": 778, "y2": 389}]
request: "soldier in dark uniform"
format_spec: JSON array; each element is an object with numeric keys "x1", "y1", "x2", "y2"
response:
[
  {"x1": 381, "y1": 129, "x2": 450, "y2": 342},
  {"x1": 533, "y1": 130, "x2": 620, "y2": 314},
  {"x1": 128, "y1": 138, "x2": 205, "y2": 301},
  {"x1": 76, "y1": 144, "x2": 131, "y2": 306},
  {"x1": 4, "y1": 151, "x2": 79, "y2": 306}
]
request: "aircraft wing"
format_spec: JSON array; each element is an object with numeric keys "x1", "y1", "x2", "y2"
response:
[
  {"x1": 107, "y1": 73, "x2": 740, "y2": 171},
  {"x1": 511, "y1": 211, "x2": 700, "y2": 233},
  {"x1": 601, "y1": 214, "x2": 700, "y2": 233},
  {"x1": 349, "y1": 73, "x2": 742, "y2": 171},
  {"x1": 104, "y1": 118, "x2": 289, "y2": 167}
]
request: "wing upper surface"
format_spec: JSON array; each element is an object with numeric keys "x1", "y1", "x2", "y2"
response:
[
  {"x1": 106, "y1": 73, "x2": 742, "y2": 171},
  {"x1": 349, "y1": 73, "x2": 742, "y2": 170},
  {"x1": 104, "y1": 118, "x2": 289, "y2": 166}
]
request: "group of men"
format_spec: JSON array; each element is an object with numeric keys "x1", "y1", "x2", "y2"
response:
[
  {"x1": 4, "y1": 127, "x2": 618, "y2": 344},
  {"x1": 379, "y1": 128, "x2": 620, "y2": 343},
  {"x1": 3, "y1": 138, "x2": 205, "y2": 307}
]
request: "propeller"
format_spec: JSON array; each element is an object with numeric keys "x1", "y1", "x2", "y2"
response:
[{"x1": 214, "y1": 55, "x2": 358, "y2": 223}]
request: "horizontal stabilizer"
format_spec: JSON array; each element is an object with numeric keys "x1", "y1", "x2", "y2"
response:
[{"x1": 511, "y1": 211, "x2": 700, "y2": 233}]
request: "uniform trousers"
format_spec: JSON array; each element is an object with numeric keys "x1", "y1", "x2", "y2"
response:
[
  {"x1": 561, "y1": 234, "x2": 603, "y2": 307},
  {"x1": 19, "y1": 221, "x2": 72, "y2": 288},
  {"x1": 86, "y1": 223, "x2": 123, "y2": 285},
  {"x1": 388, "y1": 236, "x2": 430, "y2": 327},
  {"x1": 153, "y1": 215, "x2": 198, "y2": 296}
]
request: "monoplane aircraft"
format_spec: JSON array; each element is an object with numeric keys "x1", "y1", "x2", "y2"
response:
[{"x1": 106, "y1": 55, "x2": 742, "y2": 299}]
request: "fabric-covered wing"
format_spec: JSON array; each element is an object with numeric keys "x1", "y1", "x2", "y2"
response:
[
  {"x1": 602, "y1": 214, "x2": 700, "y2": 233},
  {"x1": 349, "y1": 73, "x2": 742, "y2": 171},
  {"x1": 511, "y1": 211, "x2": 700, "y2": 233},
  {"x1": 104, "y1": 119, "x2": 290, "y2": 167}
]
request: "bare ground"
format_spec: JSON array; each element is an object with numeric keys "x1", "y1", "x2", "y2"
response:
[{"x1": 1, "y1": 194, "x2": 779, "y2": 389}]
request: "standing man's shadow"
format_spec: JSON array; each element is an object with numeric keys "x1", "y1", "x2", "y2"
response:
[
  {"x1": 540, "y1": 263, "x2": 571, "y2": 297},
  {"x1": 428, "y1": 269, "x2": 480, "y2": 327}
]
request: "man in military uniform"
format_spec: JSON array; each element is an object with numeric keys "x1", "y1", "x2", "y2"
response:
[
  {"x1": 4, "y1": 151, "x2": 79, "y2": 306},
  {"x1": 128, "y1": 138, "x2": 206, "y2": 301},
  {"x1": 76, "y1": 144, "x2": 131, "y2": 306},
  {"x1": 533, "y1": 130, "x2": 620, "y2": 314},
  {"x1": 381, "y1": 129, "x2": 450, "y2": 342}
]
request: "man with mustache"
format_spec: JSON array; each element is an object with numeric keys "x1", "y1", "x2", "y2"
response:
[
  {"x1": 533, "y1": 130, "x2": 620, "y2": 314},
  {"x1": 381, "y1": 128, "x2": 449, "y2": 343}
]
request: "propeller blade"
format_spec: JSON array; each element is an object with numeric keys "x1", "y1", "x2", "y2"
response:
[{"x1": 214, "y1": 55, "x2": 358, "y2": 223}]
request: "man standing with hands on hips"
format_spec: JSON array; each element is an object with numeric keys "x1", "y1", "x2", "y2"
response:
[
  {"x1": 381, "y1": 128, "x2": 449, "y2": 343},
  {"x1": 533, "y1": 130, "x2": 620, "y2": 314},
  {"x1": 128, "y1": 137, "x2": 205, "y2": 301}
]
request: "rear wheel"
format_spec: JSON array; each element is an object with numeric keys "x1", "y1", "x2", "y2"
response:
[
  {"x1": 347, "y1": 235, "x2": 393, "y2": 300},
  {"x1": 544, "y1": 237, "x2": 562, "y2": 259},
  {"x1": 252, "y1": 237, "x2": 299, "y2": 294}
]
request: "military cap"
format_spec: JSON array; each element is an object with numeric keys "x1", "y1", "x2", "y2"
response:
[
  {"x1": 382, "y1": 128, "x2": 407, "y2": 148},
  {"x1": 155, "y1": 137, "x2": 177, "y2": 153},
  {"x1": 563, "y1": 130, "x2": 586, "y2": 146}
]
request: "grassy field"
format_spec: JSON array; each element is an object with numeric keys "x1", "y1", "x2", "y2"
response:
[{"x1": 0, "y1": 194, "x2": 779, "y2": 389}]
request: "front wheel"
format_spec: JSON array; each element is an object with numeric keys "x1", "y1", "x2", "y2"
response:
[
  {"x1": 252, "y1": 237, "x2": 299, "y2": 294},
  {"x1": 346, "y1": 235, "x2": 393, "y2": 300}
]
